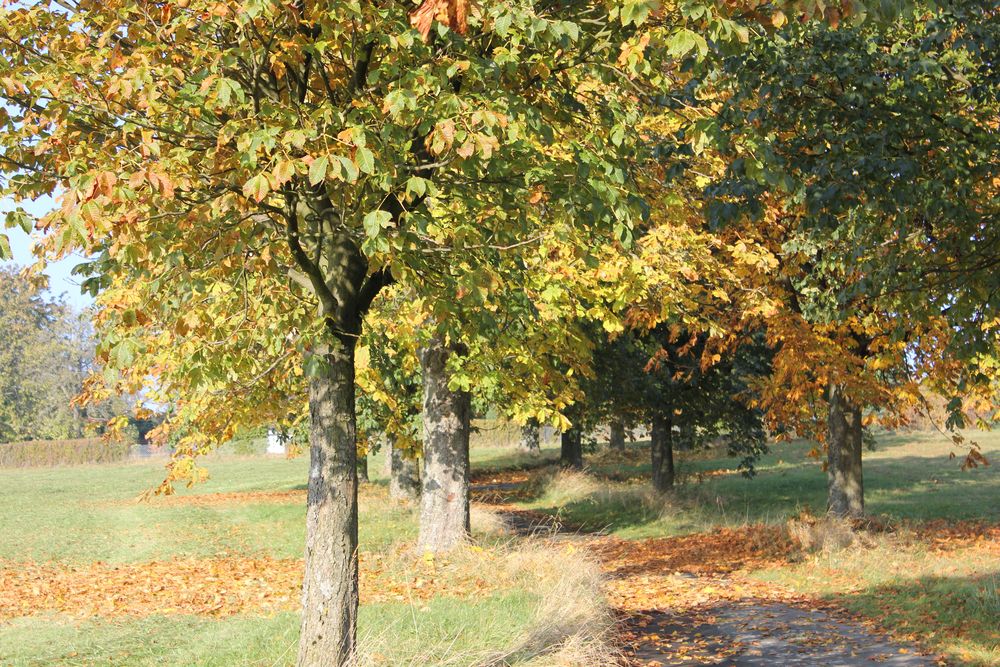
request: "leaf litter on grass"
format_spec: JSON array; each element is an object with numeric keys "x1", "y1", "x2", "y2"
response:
[{"x1": 0, "y1": 547, "x2": 502, "y2": 620}]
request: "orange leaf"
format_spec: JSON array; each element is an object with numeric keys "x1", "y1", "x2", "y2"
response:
[{"x1": 410, "y1": 0, "x2": 469, "y2": 41}]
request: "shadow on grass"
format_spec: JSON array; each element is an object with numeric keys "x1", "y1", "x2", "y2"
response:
[
  {"x1": 526, "y1": 448, "x2": 998, "y2": 538},
  {"x1": 825, "y1": 572, "x2": 1000, "y2": 666}
]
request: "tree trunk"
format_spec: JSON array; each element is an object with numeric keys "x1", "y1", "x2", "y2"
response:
[
  {"x1": 417, "y1": 339, "x2": 471, "y2": 552},
  {"x1": 297, "y1": 342, "x2": 359, "y2": 667},
  {"x1": 389, "y1": 440, "x2": 421, "y2": 502},
  {"x1": 827, "y1": 383, "x2": 864, "y2": 518},
  {"x1": 674, "y1": 423, "x2": 693, "y2": 451},
  {"x1": 609, "y1": 420, "x2": 626, "y2": 451},
  {"x1": 519, "y1": 418, "x2": 541, "y2": 454},
  {"x1": 560, "y1": 427, "x2": 583, "y2": 469},
  {"x1": 357, "y1": 453, "x2": 369, "y2": 484},
  {"x1": 651, "y1": 415, "x2": 675, "y2": 492}
]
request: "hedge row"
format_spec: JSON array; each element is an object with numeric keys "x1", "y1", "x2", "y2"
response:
[{"x1": 0, "y1": 438, "x2": 133, "y2": 468}]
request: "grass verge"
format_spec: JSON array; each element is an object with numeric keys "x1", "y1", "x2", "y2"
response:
[{"x1": 0, "y1": 455, "x2": 614, "y2": 666}]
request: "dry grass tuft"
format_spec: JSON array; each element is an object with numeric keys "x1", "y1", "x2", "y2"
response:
[
  {"x1": 535, "y1": 468, "x2": 604, "y2": 508},
  {"x1": 484, "y1": 542, "x2": 618, "y2": 666},
  {"x1": 470, "y1": 506, "x2": 508, "y2": 537},
  {"x1": 354, "y1": 537, "x2": 617, "y2": 666},
  {"x1": 784, "y1": 512, "x2": 897, "y2": 553},
  {"x1": 786, "y1": 515, "x2": 857, "y2": 553}
]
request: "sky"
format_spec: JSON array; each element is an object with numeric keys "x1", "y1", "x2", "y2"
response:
[{"x1": 2, "y1": 195, "x2": 94, "y2": 311}]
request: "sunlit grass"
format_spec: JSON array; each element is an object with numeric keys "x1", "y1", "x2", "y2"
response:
[
  {"x1": 522, "y1": 430, "x2": 1000, "y2": 538},
  {"x1": 515, "y1": 430, "x2": 1000, "y2": 665},
  {"x1": 0, "y1": 443, "x2": 612, "y2": 666}
]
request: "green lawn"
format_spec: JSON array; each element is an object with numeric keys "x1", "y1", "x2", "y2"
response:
[
  {"x1": 0, "y1": 443, "x2": 609, "y2": 666},
  {"x1": 0, "y1": 441, "x2": 566, "y2": 564},
  {"x1": 0, "y1": 592, "x2": 539, "y2": 667},
  {"x1": 524, "y1": 430, "x2": 1000, "y2": 538}
]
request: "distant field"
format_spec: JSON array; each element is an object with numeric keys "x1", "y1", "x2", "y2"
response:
[{"x1": 0, "y1": 438, "x2": 134, "y2": 468}]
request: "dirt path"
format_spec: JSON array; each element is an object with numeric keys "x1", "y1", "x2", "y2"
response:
[
  {"x1": 491, "y1": 506, "x2": 936, "y2": 666},
  {"x1": 622, "y1": 600, "x2": 933, "y2": 666}
]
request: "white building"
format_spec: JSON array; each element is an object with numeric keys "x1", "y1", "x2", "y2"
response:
[{"x1": 266, "y1": 428, "x2": 288, "y2": 455}]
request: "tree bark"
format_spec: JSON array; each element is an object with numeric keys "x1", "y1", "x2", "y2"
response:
[
  {"x1": 675, "y1": 423, "x2": 693, "y2": 451},
  {"x1": 609, "y1": 420, "x2": 626, "y2": 451},
  {"x1": 297, "y1": 342, "x2": 359, "y2": 667},
  {"x1": 389, "y1": 440, "x2": 421, "y2": 502},
  {"x1": 560, "y1": 427, "x2": 583, "y2": 469},
  {"x1": 827, "y1": 382, "x2": 864, "y2": 518},
  {"x1": 417, "y1": 339, "x2": 471, "y2": 552},
  {"x1": 651, "y1": 415, "x2": 675, "y2": 492},
  {"x1": 519, "y1": 418, "x2": 541, "y2": 454}
]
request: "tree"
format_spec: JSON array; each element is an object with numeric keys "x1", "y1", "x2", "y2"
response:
[
  {"x1": 0, "y1": 1, "x2": 670, "y2": 662},
  {"x1": 356, "y1": 303, "x2": 422, "y2": 502},
  {"x1": 388, "y1": 440, "x2": 421, "y2": 502},
  {"x1": 709, "y1": 4, "x2": 1000, "y2": 517},
  {"x1": 584, "y1": 325, "x2": 769, "y2": 491},
  {"x1": 0, "y1": 267, "x2": 120, "y2": 441},
  {"x1": 560, "y1": 421, "x2": 585, "y2": 469},
  {"x1": 519, "y1": 418, "x2": 541, "y2": 454},
  {"x1": 608, "y1": 420, "x2": 627, "y2": 451},
  {"x1": 416, "y1": 337, "x2": 471, "y2": 551}
]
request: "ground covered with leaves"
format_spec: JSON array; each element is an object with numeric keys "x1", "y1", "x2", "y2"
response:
[
  {"x1": 501, "y1": 432, "x2": 1000, "y2": 666},
  {"x1": 0, "y1": 433, "x2": 997, "y2": 665}
]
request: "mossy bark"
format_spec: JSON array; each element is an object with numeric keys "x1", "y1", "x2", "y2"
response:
[
  {"x1": 357, "y1": 454, "x2": 369, "y2": 483},
  {"x1": 389, "y1": 440, "x2": 421, "y2": 502},
  {"x1": 560, "y1": 427, "x2": 583, "y2": 469},
  {"x1": 609, "y1": 420, "x2": 626, "y2": 451},
  {"x1": 297, "y1": 344, "x2": 359, "y2": 667}
]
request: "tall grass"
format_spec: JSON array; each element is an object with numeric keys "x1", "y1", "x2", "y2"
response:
[
  {"x1": 470, "y1": 419, "x2": 558, "y2": 450},
  {"x1": 0, "y1": 438, "x2": 133, "y2": 468}
]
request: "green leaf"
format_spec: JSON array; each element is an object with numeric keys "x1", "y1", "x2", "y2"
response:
[
  {"x1": 4, "y1": 209, "x2": 32, "y2": 234},
  {"x1": 405, "y1": 176, "x2": 428, "y2": 199},
  {"x1": 355, "y1": 146, "x2": 375, "y2": 175},
  {"x1": 215, "y1": 78, "x2": 244, "y2": 106},
  {"x1": 242, "y1": 173, "x2": 271, "y2": 202},
  {"x1": 308, "y1": 155, "x2": 329, "y2": 185},
  {"x1": 362, "y1": 210, "x2": 392, "y2": 239},
  {"x1": 303, "y1": 354, "x2": 331, "y2": 377},
  {"x1": 0, "y1": 233, "x2": 10, "y2": 260},
  {"x1": 338, "y1": 155, "x2": 359, "y2": 183},
  {"x1": 620, "y1": 0, "x2": 653, "y2": 26},
  {"x1": 667, "y1": 28, "x2": 708, "y2": 58}
]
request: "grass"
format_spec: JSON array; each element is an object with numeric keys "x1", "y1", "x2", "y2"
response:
[
  {"x1": 3, "y1": 429, "x2": 997, "y2": 665},
  {"x1": 512, "y1": 430, "x2": 1000, "y2": 666},
  {"x1": 0, "y1": 594, "x2": 542, "y2": 667},
  {"x1": 750, "y1": 536, "x2": 1000, "y2": 666},
  {"x1": 0, "y1": 444, "x2": 612, "y2": 666},
  {"x1": 522, "y1": 430, "x2": 1000, "y2": 539}
]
